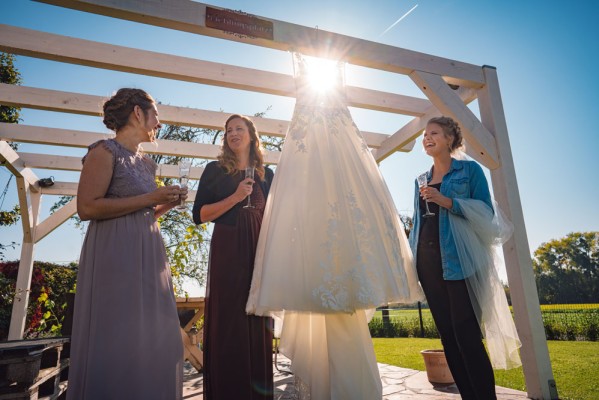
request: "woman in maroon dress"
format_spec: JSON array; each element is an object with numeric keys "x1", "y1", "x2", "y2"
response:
[{"x1": 192, "y1": 114, "x2": 274, "y2": 400}]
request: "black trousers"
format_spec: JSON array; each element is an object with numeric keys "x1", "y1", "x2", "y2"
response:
[{"x1": 417, "y1": 240, "x2": 496, "y2": 400}]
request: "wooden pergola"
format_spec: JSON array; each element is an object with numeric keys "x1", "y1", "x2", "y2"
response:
[{"x1": 0, "y1": 1, "x2": 557, "y2": 398}]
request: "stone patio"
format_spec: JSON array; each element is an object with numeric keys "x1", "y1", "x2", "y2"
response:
[{"x1": 182, "y1": 356, "x2": 530, "y2": 399}]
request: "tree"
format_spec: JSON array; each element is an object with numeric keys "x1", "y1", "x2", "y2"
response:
[
  {"x1": 0, "y1": 53, "x2": 23, "y2": 259},
  {"x1": 0, "y1": 53, "x2": 22, "y2": 127},
  {"x1": 533, "y1": 232, "x2": 599, "y2": 304}
]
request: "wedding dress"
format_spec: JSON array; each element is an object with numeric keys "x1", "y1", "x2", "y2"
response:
[{"x1": 246, "y1": 54, "x2": 423, "y2": 399}]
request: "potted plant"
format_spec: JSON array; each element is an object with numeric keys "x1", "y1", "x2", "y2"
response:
[{"x1": 420, "y1": 349, "x2": 454, "y2": 385}]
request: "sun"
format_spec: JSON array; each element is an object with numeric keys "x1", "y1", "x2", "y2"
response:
[{"x1": 302, "y1": 56, "x2": 342, "y2": 93}]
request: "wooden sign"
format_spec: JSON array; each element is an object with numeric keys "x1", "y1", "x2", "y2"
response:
[{"x1": 205, "y1": 7, "x2": 274, "y2": 40}]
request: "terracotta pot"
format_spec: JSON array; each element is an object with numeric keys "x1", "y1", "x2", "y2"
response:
[{"x1": 420, "y1": 349, "x2": 454, "y2": 385}]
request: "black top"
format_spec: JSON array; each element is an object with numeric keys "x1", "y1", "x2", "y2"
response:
[
  {"x1": 417, "y1": 182, "x2": 441, "y2": 246},
  {"x1": 192, "y1": 161, "x2": 274, "y2": 226}
]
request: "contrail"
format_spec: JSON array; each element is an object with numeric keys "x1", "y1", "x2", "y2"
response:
[{"x1": 379, "y1": 4, "x2": 418, "y2": 37}]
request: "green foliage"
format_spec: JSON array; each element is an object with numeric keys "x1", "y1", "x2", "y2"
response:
[
  {"x1": 0, "y1": 53, "x2": 22, "y2": 126},
  {"x1": 0, "y1": 205, "x2": 20, "y2": 227},
  {"x1": 369, "y1": 308, "x2": 438, "y2": 338},
  {"x1": 0, "y1": 261, "x2": 77, "y2": 340},
  {"x1": 541, "y1": 305, "x2": 599, "y2": 341},
  {"x1": 0, "y1": 53, "x2": 22, "y2": 257},
  {"x1": 533, "y1": 232, "x2": 599, "y2": 304},
  {"x1": 0, "y1": 205, "x2": 21, "y2": 260},
  {"x1": 374, "y1": 304, "x2": 599, "y2": 341}
]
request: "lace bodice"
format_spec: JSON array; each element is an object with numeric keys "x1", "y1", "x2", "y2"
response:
[{"x1": 82, "y1": 139, "x2": 157, "y2": 199}]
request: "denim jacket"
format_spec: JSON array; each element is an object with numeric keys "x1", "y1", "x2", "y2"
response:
[{"x1": 408, "y1": 158, "x2": 492, "y2": 280}]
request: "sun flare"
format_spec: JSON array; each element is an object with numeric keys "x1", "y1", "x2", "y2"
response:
[{"x1": 303, "y1": 56, "x2": 341, "y2": 93}]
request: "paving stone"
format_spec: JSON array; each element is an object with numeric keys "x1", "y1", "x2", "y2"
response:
[{"x1": 182, "y1": 357, "x2": 530, "y2": 399}]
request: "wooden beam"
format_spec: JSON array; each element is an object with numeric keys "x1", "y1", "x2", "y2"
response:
[
  {"x1": 478, "y1": 66, "x2": 558, "y2": 400},
  {"x1": 0, "y1": 24, "x2": 431, "y2": 117},
  {"x1": 18, "y1": 152, "x2": 208, "y2": 179},
  {"x1": 374, "y1": 87, "x2": 478, "y2": 162},
  {"x1": 34, "y1": 198, "x2": 78, "y2": 242},
  {"x1": 0, "y1": 140, "x2": 40, "y2": 191},
  {"x1": 34, "y1": 0, "x2": 485, "y2": 87},
  {"x1": 8, "y1": 179, "x2": 41, "y2": 339},
  {"x1": 38, "y1": 180, "x2": 198, "y2": 204},
  {"x1": 0, "y1": 123, "x2": 110, "y2": 148},
  {"x1": 19, "y1": 153, "x2": 83, "y2": 173},
  {"x1": 410, "y1": 71, "x2": 499, "y2": 169},
  {"x1": 8, "y1": 242, "x2": 36, "y2": 340},
  {"x1": 0, "y1": 85, "x2": 392, "y2": 149},
  {"x1": 40, "y1": 181, "x2": 78, "y2": 196}
]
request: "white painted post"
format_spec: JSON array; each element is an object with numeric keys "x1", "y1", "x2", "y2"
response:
[
  {"x1": 478, "y1": 65, "x2": 558, "y2": 400},
  {"x1": 8, "y1": 183, "x2": 41, "y2": 340},
  {"x1": 8, "y1": 242, "x2": 37, "y2": 340}
]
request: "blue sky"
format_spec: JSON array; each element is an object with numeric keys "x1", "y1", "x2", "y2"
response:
[{"x1": 1, "y1": 0, "x2": 598, "y2": 286}]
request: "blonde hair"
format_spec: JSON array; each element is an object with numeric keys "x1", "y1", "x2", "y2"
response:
[
  {"x1": 428, "y1": 116, "x2": 463, "y2": 154},
  {"x1": 217, "y1": 114, "x2": 265, "y2": 179}
]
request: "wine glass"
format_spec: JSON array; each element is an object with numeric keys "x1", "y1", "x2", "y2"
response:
[
  {"x1": 176, "y1": 160, "x2": 191, "y2": 211},
  {"x1": 417, "y1": 173, "x2": 435, "y2": 218},
  {"x1": 243, "y1": 167, "x2": 255, "y2": 209}
]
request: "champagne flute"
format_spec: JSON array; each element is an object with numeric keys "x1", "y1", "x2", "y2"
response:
[
  {"x1": 417, "y1": 173, "x2": 435, "y2": 218},
  {"x1": 243, "y1": 166, "x2": 255, "y2": 209},
  {"x1": 176, "y1": 160, "x2": 191, "y2": 211}
]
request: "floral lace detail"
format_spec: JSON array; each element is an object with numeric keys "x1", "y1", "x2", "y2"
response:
[
  {"x1": 312, "y1": 191, "x2": 387, "y2": 312},
  {"x1": 83, "y1": 139, "x2": 157, "y2": 202},
  {"x1": 288, "y1": 106, "x2": 362, "y2": 154},
  {"x1": 288, "y1": 109, "x2": 308, "y2": 153}
]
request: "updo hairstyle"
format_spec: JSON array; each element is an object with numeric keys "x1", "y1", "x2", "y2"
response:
[{"x1": 102, "y1": 88, "x2": 155, "y2": 132}]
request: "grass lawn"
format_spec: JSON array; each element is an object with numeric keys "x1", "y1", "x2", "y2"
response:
[{"x1": 373, "y1": 338, "x2": 599, "y2": 400}]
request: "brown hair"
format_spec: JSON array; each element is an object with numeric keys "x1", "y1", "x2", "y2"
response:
[
  {"x1": 218, "y1": 114, "x2": 265, "y2": 180},
  {"x1": 103, "y1": 88, "x2": 155, "y2": 135},
  {"x1": 428, "y1": 116, "x2": 463, "y2": 153}
]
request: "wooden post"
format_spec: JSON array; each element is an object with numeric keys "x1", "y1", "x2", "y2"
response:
[
  {"x1": 8, "y1": 183, "x2": 41, "y2": 340},
  {"x1": 478, "y1": 66, "x2": 558, "y2": 400}
]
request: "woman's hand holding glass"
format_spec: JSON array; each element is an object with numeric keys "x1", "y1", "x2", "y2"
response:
[
  {"x1": 417, "y1": 173, "x2": 435, "y2": 218},
  {"x1": 243, "y1": 167, "x2": 255, "y2": 208},
  {"x1": 152, "y1": 185, "x2": 184, "y2": 205},
  {"x1": 420, "y1": 185, "x2": 453, "y2": 211}
]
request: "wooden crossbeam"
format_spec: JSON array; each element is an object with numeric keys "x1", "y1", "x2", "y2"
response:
[
  {"x1": 34, "y1": 198, "x2": 77, "y2": 242},
  {"x1": 18, "y1": 153, "x2": 208, "y2": 179},
  {"x1": 0, "y1": 24, "x2": 431, "y2": 117},
  {"x1": 35, "y1": 0, "x2": 485, "y2": 87},
  {"x1": 0, "y1": 141, "x2": 40, "y2": 191},
  {"x1": 374, "y1": 87, "x2": 478, "y2": 162},
  {"x1": 40, "y1": 181, "x2": 78, "y2": 196},
  {"x1": 0, "y1": 84, "x2": 395, "y2": 150},
  {"x1": 410, "y1": 71, "x2": 499, "y2": 169},
  {"x1": 39, "y1": 181, "x2": 198, "y2": 201}
]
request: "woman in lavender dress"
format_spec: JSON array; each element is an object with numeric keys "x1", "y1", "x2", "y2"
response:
[{"x1": 67, "y1": 88, "x2": 185, "y2": 400}]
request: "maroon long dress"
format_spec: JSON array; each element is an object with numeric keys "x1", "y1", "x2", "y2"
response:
[{"x1": 203, "y1": 179, "x2": 273, "y2": 400}]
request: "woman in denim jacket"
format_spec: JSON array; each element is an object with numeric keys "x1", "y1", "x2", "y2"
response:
[{"x1": 409, "y1": 116, "x2": 497, "y2": 400}]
